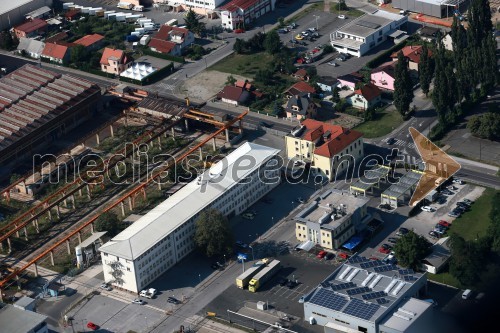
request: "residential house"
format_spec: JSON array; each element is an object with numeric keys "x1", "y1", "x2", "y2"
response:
[
  {"x1": 100, "y1": 48, "x2": 131, "y2": 74},
  {"x1": 285, "y1": 119, "x2": 364, "y2": 181},
  {"x1": 316, "y1": 76, "x2": 339, "y2": 94},
  {"x1": 235, "y1": 80, "x2": 253, "y2": 91},
  {"x1": 17, "y1": 38, "x2": 45, "y2": 59},
  {"x1": 337, "y1": 72, "x2": 364, "y2": 90},
  {"x1": 151, "y1": 25, "x2": 194, "y2": 52},
  {"x1": 391, "y1": 45, "x2": 432, "y2": 77},
  {"x1": 41, "y1": 43, "x2": 70, "y2": 64},
  {"x1": 73, "y1": 33, "x2": 105, "y2": 51},
  {"x1": 285, "y1": 93, "x2": 317, "y2": 120},
  {"x1": 418, "y1": 26, "x2": 441, "y2": 42},
  {"x1": 148, "y1": 39, "x2": 181, "y2": 56},
  {"x1": 217, "y1": 86, "x2": 250, "y2": 106},
  {"x1": 442, "y1": 33, "x2": 453, "y2": 51},
  {"x1": 220, "y1": 0, "x2": 277, "y2": 30},
  {"x1": 13, "y1": 18, "x2": 48, "y2": 39},
  {"x1": 45, "y1": 32, "x2": 69, "y2": 44},
  {"x1": 284, "y1": 81, "x2": 315, "y2": 98},
  {"x1": 292, "y1": 68, "x2": 308, "y2": 81},
  {"x1": 347, "y1": 83, "x2": 382, "y2": 110},
  {"x1": 370, "y1": 61, "x2": 396, "y2": 91}
]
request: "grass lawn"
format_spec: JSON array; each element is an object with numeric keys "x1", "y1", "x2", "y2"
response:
[
  {"x1": 209, "y1": 52, "x2": 273, "y2": 78},
  {"x1": 449, "y1": 188, "x2": 497, "y2": 241},
  {"x1": 353, "y1": 108, "x2": 403, "y2": 138},
  {"x1": 427, "y1": 271, "x2": 462, "y2": 289},
  {"x1": 330, "y1": 5, "x2": 365, "y2": 18}
]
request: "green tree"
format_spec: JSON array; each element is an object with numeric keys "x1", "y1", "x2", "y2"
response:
[
  {"x1": 71, "y1": 44, "x2": 87, "y2": 64},
  {"x1": 95, "y1": 212, "x2": 122, "y2": 237},
  {"x1": 194, "y1": 208, "x2": 233, "y2": 257},
  {"x1": 322, "y1": 44, "x2": 334, "y2": 54},
  {"x1": 184, "y1": 9, "x2": 199, "y2": 31},
  {"x1": 467, "y1": 112, "x2": 500, "y2": 140},
  {"x1": 0, "y1": 31, "x2": 15, "y2": 50},
  {"x1": 393, "y1": 231, "x2": 431, "y2": 270},
  {"x1": 418, "y1": 43, "x2": 433, "y2": 97},
  {"x1": 449, "y1": 233, "x2": 487, "y2": 287},
  {"x1": 432, "y1": 41, "x2": 452, "y2": 126},
  {"x1": 393, "y1": 51, "x2": 413, "y2": 118},
  {"x1": 233, "y1": 38, "x2": 245, "y2": 54},
  {"x1": 278, "y1": 17, "x2": 285, "y2": 27},
  {"x1": 247, "y1": 32, "x2": 265, "y2": 52},
  {"x1": 255, "y1": 69, "x2": 274, "y2": 85},
  {"x1": 332, "y1": 87, "x2": 340, "y2": 103},
  {"x1": 264, "y1": 30, "x2": 282, "y2": 54},
  {"x1": 226, "y1": 75, "x2": 237, "y2": 86}
]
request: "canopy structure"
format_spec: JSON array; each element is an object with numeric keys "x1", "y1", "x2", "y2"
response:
[
  {"x1": 350, "y1": 165, "x2": 390, "y2": 196},
  {"x1": 381, "y1": 170, "x2": 423, "y2": 209},
  {"x1": 120, "y1": 62, "x2": 157, "y2": 81},
  {"x1": 341, "y1": 235, "x2": 364, "y2": 251}
]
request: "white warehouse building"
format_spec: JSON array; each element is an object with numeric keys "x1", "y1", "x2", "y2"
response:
[
  {"x1": 99, "y1": 142, "x2": 281, "y2": 293},
  {"x1": 330, "y1": 10, "x2": 408, "y2": 57}
]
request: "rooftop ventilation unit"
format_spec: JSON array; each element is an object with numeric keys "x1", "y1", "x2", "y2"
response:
[
  {"x1": 369, "y1": 275, "x2": 383, "y2": 289},
  {"x1": 384, "y1": 279, "x2": 398, "y2": 294},
  {"x1": 339, "y1": 267, "x2": 352, "y2": 280},
  {"x1": 346, "y1": 268, "x2": 360, "y2": 282},
  {"x1": 391, "y1": 281, "x2": 406, "y2": 296},
  {"x1": 361, "y1": 273, "x2": 375, "y2": 287},
  {"x1": 393, "y1": 312, "x2": 411, "y2": 321}
]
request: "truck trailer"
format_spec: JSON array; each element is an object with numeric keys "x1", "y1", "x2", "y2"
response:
[
  {"x1": 248, "y1": 260, "x2": 281, "y2": 292},
  {"x1": 235, "y1": 259, "x2": 269, "y2": 289},
  {"x1": 117, "y1": 2, "x2": 133, "y2": 10}
]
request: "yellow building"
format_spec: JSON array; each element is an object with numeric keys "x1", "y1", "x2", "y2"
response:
[
  {"x1": 285, "y1": 119, "x2": 364, "y2": 181},
  {"x1": 294, "y1": 190, "x2": 370, "y2": 250}
]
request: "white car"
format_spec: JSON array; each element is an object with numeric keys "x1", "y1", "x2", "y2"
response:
[
  {"x1": 338, "y1": 15, "x2": 346, "y2": 19},
  {"x1": 100, "y1": 283, "x2": 112, "y2": 291},
  {"x1": 327, "y1": 61, "x2": 339, "y2": 67},
  {"x1": 421, "y1": 206, "x2": 435, "y2": 212},
  {"x1": 453, "y1": 178, "x2": 465, "y2": 185},
  {"x1": 139, "y1": 290, "x2": 148, "y2": 297},
  {"x1": 132, "y1": 299, "x2": 144, "y2": 305}
]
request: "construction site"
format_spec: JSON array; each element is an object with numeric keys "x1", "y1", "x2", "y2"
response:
[{"x1": 0, "y1": 66, "x2": 247, "y2": 303}]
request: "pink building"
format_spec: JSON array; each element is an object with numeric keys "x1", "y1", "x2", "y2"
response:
[
  {"x1": 370, "y1": 61, "x2": 396, "y2": 91},
  {"x1": 337, "y1": 72, "x2": 363, "y2": 91}
]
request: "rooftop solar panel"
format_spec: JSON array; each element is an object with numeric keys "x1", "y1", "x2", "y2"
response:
[
  {"x1": 356, "y1": 20, "x2": 381, "y2": 30},
  {"x1": 362, "y1": 291, "x2": 387, "y2": 300},
  {"x1": 309, "y1": 288, "x2": 349, "y2": 311},
  {"x1": 346, "y1": 286, "x2": 371, "y2": 295},
  {"x1": 376, "y1": 298, "x2": 389, "y2": 305},
  {"x1": 343, "y1": 298, "x2": 380, "y2": 321}
]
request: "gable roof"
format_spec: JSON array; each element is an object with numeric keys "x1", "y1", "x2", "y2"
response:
[
  {"x1": 391, "y1": 45, "x2": 432, "y2": 64},
  {"x1": 235, "y1": 80, "x2": 253, "y2": 90},
  {"x1": 371, "y1": 61, "x2": 396, "y2": 77},
  {"x1": 74, "y1": 33, "x2": 104, "y2": 47},
  {"x1": 17, "y1": 38, "x2": 45, "y2": 55},
  {"x1": 219, "y1": 0, "x2": 262, "y2": 12},
  {"x1": 100, "y1": 47, "x2": 127, "y2": 65},
  {"x1": 419, "y1": 26, "x2": 441, "y2": 38},
  {"x1": 14, "y1": 18, "x2": 47, "y2": 33},
  {"x1": 300, "y1": 119, "x2": 363, "y2": 158},
  {"x1": 153, "y1": 25, "x2": 189, "y2": 41},
  {"x1": 337, "y1": 72, "x2": 364, "y2": 84},
  {"x1": 286, "y1": 92, "x2": 313, "y2": 115},
  {"x1": 42, "y1": 43, "x2": 69, "y2": 59},
  {"x1": 286, "y1": 81, "x2": 315, "y2": 95},
  {"x1": 45, "y1": 31, "x2": 68, "y2": 43},
  {"x1": 148, "y1": 39, "x2": 177, "y2": 54},
  {"x1": 294, "y1": 68, "x2": 308, "y2": 78},
  {"x1": 354, "y1": 83, "x2": 381, "y2": 102},
  {"x1": 218, "y1": 86, "x2": 244, "y2": 101}
]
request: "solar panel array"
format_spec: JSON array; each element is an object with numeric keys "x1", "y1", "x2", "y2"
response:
[
  {"x1": 309, "y1": 288, "x2": 348, "y2": 311},
  {"x1": 399, "y1": 269, "x2": 414, "y2": 275},
  {"x1": 348, "y1": 256, "x2": 369, "y2": 264},
  {"x1": 403, "y1": 275, "x2": 418, "y2": 282},
  {"x1": 320, "y1": 282, "x2": 330, "y2": 288},
  {"x1": 360, "y1": 260, "x2": 385, "y2": 269},
  {"x1": 346, "y1": 286, "x2": 371, "y2": 296},
  {"x1": 331, "y1": 282, "x2": 356, "y2": 291},
  {"x1": 376, "y1": 298, "x2": 389, "y2": 305},
  {"x1": 343, "y1": 298, "x2": 380, "y2": 321},
  {"x1": 362, "y1": 291, "x2": 387, "y2": 300},
  {"x1": 356, "y1": 20, "x2": 381, "y2": 30},
  {"x1": 374, "y1": 264, "x2": 398, "y2": 273}
]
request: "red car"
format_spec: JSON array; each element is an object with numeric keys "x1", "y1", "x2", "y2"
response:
[
  {"x1": 338, "y1": 252, "x2": 349, "y2": 260},
  {"x1": 317, "y1": 250, "x2": 327, "y2": 259},
  {"x1": 438, "y1": 220, "x2": 451, "y2": 228},
  {"x1": 378, "y1": 247, "x2": 391, "y2": 254},
  {"x1": 234, "y1": 29, "x2": 245, "y2": 34},
  {"x1": 311, "y1": 48, "x2": 320, "y2": 53},
  {"x1": 296, "y1": 58, "x2": 305, "y2": 64},
  {"x1": 87, "y1": 322, "x2": 99, "y2": 330}
]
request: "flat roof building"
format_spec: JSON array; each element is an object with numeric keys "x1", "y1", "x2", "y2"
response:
[
  {"x1": 330, "y1": 10, "x2": 408, "y2": 57},
  {"x1": 393, "y1": 0, "x2": 466, "y2": 19},
  {"x1": 303, "y1": 255, "x2": 432, "y2": 333},
  {"x1": 294, "y1": 190, "x2": 370, "y2": 250},
  {"x1": 99, "y1": 142, "x2": 281, "y2": 293},
  {"x1": 0, "y1": 302, "x2": 48, "y2": 333}
]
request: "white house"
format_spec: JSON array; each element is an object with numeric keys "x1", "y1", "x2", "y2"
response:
[
  {"x1": 330, "y1": 10, "x2": 408, "y2": 57},
  {"x1": 99, "y1": 143, "x2": 281, "y2": 293},
  {"x1": 17, "y1": 37, "x2": 45, "y2": 59},
  {"x1": 346, "y1": 83, "x2": 382, "y2": 110},
  {"x1": 219, "y1": 0, "x2": 276, "y2": 30},
  {"x1": 442, "y1": 33, "x2": 453, "y2": 51}
]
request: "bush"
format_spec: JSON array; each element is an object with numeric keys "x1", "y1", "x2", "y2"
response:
[{"x1": 141, "y1": 48, "x2": 185, "y2": 63}]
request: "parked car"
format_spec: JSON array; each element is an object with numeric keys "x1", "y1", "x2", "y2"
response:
[
  {"x1": 438, "y1": 220, "x2": 452, "y2": 228},
  {"x1": 242, "y1": 212, "x2": 255, "y2": 220},
  {"x1": 297, "y1": 197, "x2": 305, "y2": 203},
  {"x1": 295, "y1": 34, "x2": 303, "y2": 40},
  {"x1": 397, "y1": 227, "x2": 409, "y2": 236},
  {"x1": 327, "y1": 61, "x2": 339, "y2": 66},
  {"x1": 429, "y1": 231, "x2": 440, "y2": 238},
  {"x1": 448, "y1": 210, "x2": 461, "y2": 218},
  {"x1": 100, "y1": 283, "x2": 112, "y2": 291},
  {"x1": 335, "y1": 55, "x2": 346, "y2": 61},
  {"x1": 441, "y1": 189, "x2": 453, "y2": 195},
  {"x1": 421, "y1": 206, "x2": 435, "y2": 212},
  {"x1": 286, "y1": 280, "x2": 297, "y2": 289},
  {"x1": 235, "y1": 240, "x2": 248, "y2": 248},
  {"x1": 325, "y1": 253, "x2": 335, "y2": 260},
  {"x1": 338, "y1": 14, "x2": 346, "y2": 19},
  {"x1": 338, "y1": 252, "x2": 349, "y2": 259},
  {"x1": 300, "y1": 41, "x2": 307, "y2": 46},
  {"x1": 457, "y1": 202, "x2": 470, "y2": 209},
  {"x1": 378, "y1": 246, "x2": 391, "y2": 254},
  {"x1": 453, "y1": 178, "x2": 465, "y2": 185},
  {"x1": 463, "y1": 198, "x2": 473, "y2": 205},
  {"x1": 132, "y1": 299, "x2": 144, "y2": 305},
  {"x1": 317, "y1": 250, "x2": 327, "y2": 259},
  {"x1": 308, "y1": 27, "x2": 317, "y2": 32},
  {"x1": 387, "y1": 237, "x2": 398, "y2": 244},
  {"x1": 387, "y1": 137, "x2": 396, "y2": 145},
  {"x1": 168, "y1": 297, "x2": 181, "y2": 304},
  {"x1": 279, "y1": 278, "x2": 288, "y2": 286},
  {"x1": 234, "y1": 29, "x2": 245, "y2": 34},
  {"x1": 87, "y1": 322, "x2": 99, "y2": 330}
]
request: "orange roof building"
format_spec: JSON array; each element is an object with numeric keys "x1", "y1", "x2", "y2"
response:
[
  {"x1": 285, "y1": 119, "x2": 364, "y2": 181},
  {"x1": 73, "y1": 34, "x2": 104, "y2": 49},
  {"x1": 100, "y1": 48, "x2": 131, "y2": 74},
  {"x1": 41, "y1": 43, "x2": 70, "y2": 64},
  {"x1": 13, "y1": 18, "x2": 48, "y2": 39},
  {"x1": 391, "y1": 45, "x2": 433, "y2": 76},
  {"x1": 285, "y1": 81, "x2": 316, "y2": 97}
]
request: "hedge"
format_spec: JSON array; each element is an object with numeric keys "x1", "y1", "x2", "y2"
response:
[
  {"x1": 141, "y1": 48, "x2": 185, "y2": 63},
  {"x1": 366, "y1": 39, "x2": 411, "y2": 69}
]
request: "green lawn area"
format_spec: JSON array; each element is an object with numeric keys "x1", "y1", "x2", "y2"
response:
[
  {"x1": 209, "y1": 52, "x2": 273, "y2": 78},
  {"x1": 353, "y1": 108, "x2": 403, "y2": 138},
  {"x1": 448, "y1": 188, "x2": 497, "y2": 241},
  {"x1": 427, "y1": 271, "x2": 462, "y2": 288},
  {"x1": 330, "y1": 5, "x2": 365, "y2": 18}
]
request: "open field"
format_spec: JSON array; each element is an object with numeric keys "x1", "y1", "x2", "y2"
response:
[
  {"x1": 354, "y1": 108, "x2": 403, "y2": 138},
  {"x1": 209, "y1": 52, "x2": 274, "y2": 78}
]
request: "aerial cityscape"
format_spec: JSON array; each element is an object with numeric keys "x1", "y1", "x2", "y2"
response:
[{"x1": 0, "y1": 0, "x2": 498, "y2": 332}]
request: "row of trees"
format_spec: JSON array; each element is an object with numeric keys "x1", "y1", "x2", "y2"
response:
[{"x1": 233, "y1": 30, "x2": 283, "y2": 56}]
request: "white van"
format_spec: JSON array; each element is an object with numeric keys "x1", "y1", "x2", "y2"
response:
[{"x1": 462, "y1": 289, "x2": 472, "y2": 299}]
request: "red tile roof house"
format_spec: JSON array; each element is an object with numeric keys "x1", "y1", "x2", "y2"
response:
[
  {"x1": 285, "y1": 119, "x2": 364, "y2": 181},
  {"x1": 346, "y1": 83, "x2": 382, "y2": 110},
  {"x1": 292, "y1": 68, "x2": 309, "y2": 81},
  {"x1": 284, "y1": 81, "x2": 316, "y2": 98},
  {"x1": 73, "y1": 34, "x2": 105, "y2": 51},
  {"x1": 149, "y1": 25, "x2": 194, "y2": 54},
  {"x1": 13, "y1": 18, "x2": 48, "y2": 39},
  {"x1": 235, "y1": 80, "x2": 253, "y2": 91},
  {"x1": 148, "y1": 39, "x2": 180, "y2": 56},
  {"x1": 100, "y1": 48, "x2": 132, "y2": 75},
  {"x1": 41, "y1": 43, "x2": 70, "y2": 65},
  {"x1": 217, "y1": 86, "x2": 250, "y2": 106},
  {"x1": 391, "y1": 45, "x2": 433, "y2": 77}
]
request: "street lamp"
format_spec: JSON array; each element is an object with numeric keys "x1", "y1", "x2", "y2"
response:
[
  {"x1": 249, "y1": 245, "x2": 255, "y2": 261},
  {"x1": 313, "y1": 15, "x2": 320, "y2": 30},
  {"x1": 198, "y1": 273, "x2": 201, "y2": 284},
  {"x1": 223, "y1": 254, "x2": 227, "y2": 265}
]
